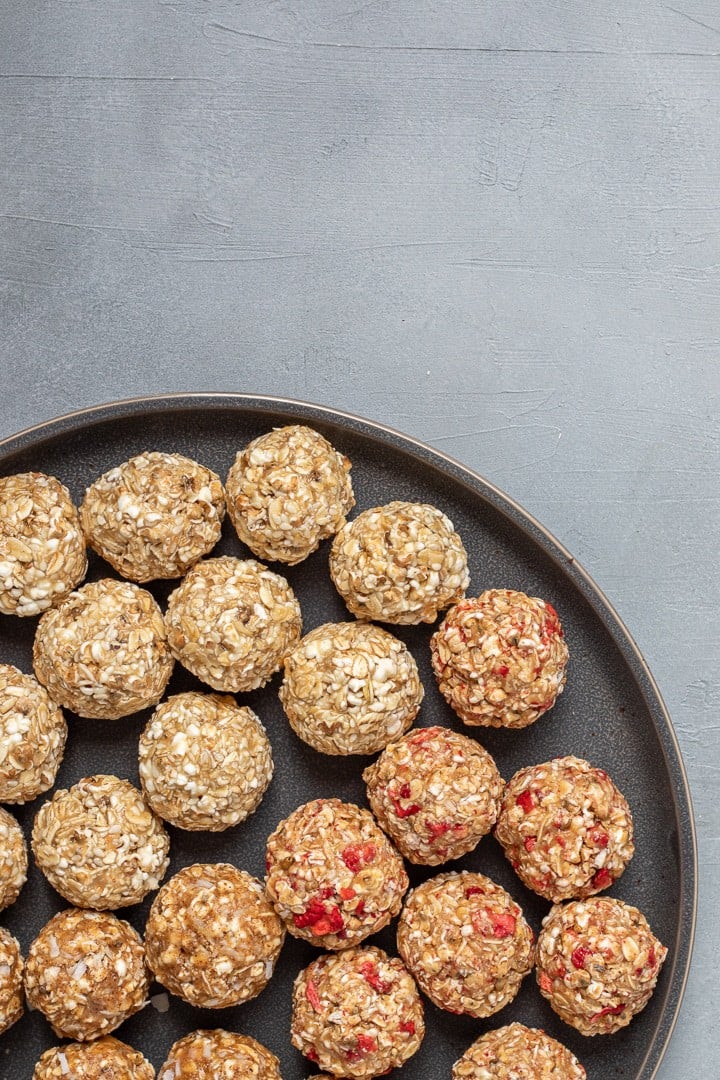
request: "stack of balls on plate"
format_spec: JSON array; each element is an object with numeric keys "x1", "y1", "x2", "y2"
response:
[{"x1": 0, "y1": 424, "x2": 667, "y2": 1079}]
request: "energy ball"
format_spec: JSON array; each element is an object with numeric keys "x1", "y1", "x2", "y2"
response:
[
  {"x1": 24, "y1": 908, "x2": 149, "y2": 1040},
  {"x1": 226, "y1": 425, "x2": 355, "y2": 565},
  {"x1": 32, "y1": 774, "x2": 170, "y2": 909},
  {"x1": 0, "y1": 472, "x2": 87, "y2": 617},
  {"x1": 536, "y1": 896, "x2": 667, "y2": 1036},
  {"x1": 0, "y1": 806, "x2": 27, "y2": 910},
  {"x1": 0, "y1": 928, "x2": 23, "y2": 1036},
  {"x1": 495, "y1": 756, "x2": 634, "y2": 902},
  {"x1": 397, "y1": 871, "x2": 534, "y2": 1018},
  {"x1": 33, "y1": 1038, "x2": 155, "y2": 1080},
  {"x1": 0, "y1": 664, "x2": 67, "y2": 803},
  {"x1": 291, "y1": 946, "x2": 424, "y2": 1079},
  {"x1": 279, "y1": 621, "x2": 423, "y2": 756},
  {"x1": 431, "y1": 590, "x2": 569, "y2": 728},
  {"x1": 329, "y1": 501, "x2": 469, "y2": 625},
  {"x1": 164, "y1": 556, "x2": 302, "y2": 693},
  {"x1": 81, "y1": 451, "x2": 225, "y2": 583},
  {"x1": 452, "y1": 1023, "x2": 586, "y2": 1079},
  {"x1": 158, "y1": 1030, "x2": 280, "y2": 1079},
  {"x1": 265, "y1": 798, "x2": 408, "y2": 951},
  {"x1": 145, "y1": 862, "x2": 285, "y2": 1008},
  {"x1": 139, "y1": 692, "x2": 273, "y2": 831},
  {"x1": 33, "y1": 578, "x2": 174, "y2": 720}
]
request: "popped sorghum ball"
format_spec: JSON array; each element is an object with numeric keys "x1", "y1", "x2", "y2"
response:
[
  {"x1": 226, "y1": 425, "x2": 355, "y2": 565},
  {"x1": 0, "y1": 472, "x2": 87, "y2": 617},
  {"x1": 495, "y1": 756, "x2": 634, "y2": 902},
  {"x1": 32, "y1": 577, "x2": 174, "y2": 720},
  {"x1": 145, "y1": 863, "x2": 285, "y2": 1008},
  {"x1": 33, "y1": 1038, "x2": 155, "y2": 1080},
  {"x1": 164, "y1": 556, "x2": 302, "y2": 693},
  {"x1": 363, "y1": 725, "x2": 504, "y2": 864},
  {"x1": 291, "y1": 946, "x2": 424, "y2": 1079},
  {"x1": 431, "y1": 590, "x2": 569, "y2": 728},
  {"x1": 397, "y1": 871, "x2": 534, "y2": 1018},
  {"x1": 265, "y1": 798, "x2": 408, "y2": 951},
  {"x1": 32, "y1": 774, "x2": 170, "y2": 909},
  {"x1": 0, "y1": 664, "x2": 67, "y2": 803},
  {"x1": 536, "y1": 896, "x2": 668, "y2": 1036},
  {"x1": 0, "y1": 928, "x2": 23, "y2": 1036},
  {"x1": 139, "y1": 692, "x2": 273, "y2": 831},
  {"x1": 280, "y1": 621, "x2": 423, "y2": 756},
  {"x1": 24, "y1": 908, "x2": 149, "y2": 1041},
  {"x1": 80, "y1": 451, "x2": 225, "y2": 583},
  {"x1": 0, "y1": 806, "x2": 27, "y2": 910},
  {"x1": 329, "y1": 501, "x2": 469, "y2": 625},
  {"x1": 158, "y1": 1030, "x2": 280, "y2": 1080},
  {"x1": 452, "y1": 1023, "x2": 586, "y2": 1079}
]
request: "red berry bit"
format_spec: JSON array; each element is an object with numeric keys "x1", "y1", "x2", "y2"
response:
[
  {"x1": 489, "y1": 911, "x2": 517, "y2": 938},
  {"x1": 359, "y1": 960, "x2": 391, "y2": 994},
  {"x1": 516, "y1": 788, "x2": 536, "y2": 813},
  {"x1": 426, "y1": 820, "x2": 452, "y2": 840},
  {"x1": 465, "y1": 885, "x2": 484, "y2": 898},
  {"x1": 590, "y1": 1003, "x2": 625, "y2": 1023},
  {"x1": 571, "y1": 946, "x2": 592, "y2": 970},
  {"x1": 388, "y1": 783, "x2": 421, "y2": 819},
  {"x1": 346, "y1": 1033, "x2": 377, "y2": 1062},
  {"x1": 523, "y1": 836, "x2": 536, "y2": 852},
  {"x1": 341, "y1": 842, "x2": 377, "y2": 873},
  {"x1": 591, "y1": 867, "x2": 613, "y2": 891},
  {"x1": 293, "y1": 896, "x2": 345, "y2": 936},
  {"x1": 399, "y1": 1019, "x2": 416, "y2": 1035},
  {"x1": 539, "y1": 972, "x2": 553, "y2": 993},
  {"x1": 305, "y1": 979, "x2": 322, "y2": 1012},
  {"x1": 494, "y1": 664, "x2": 510, "y2": 677}
]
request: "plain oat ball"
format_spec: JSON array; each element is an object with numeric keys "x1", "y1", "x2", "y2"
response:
[
  {"x1": 24, "y1": 908, "x2": 149, "y2": 1041},
  {"x1": 158, "y1": 1030, "x2": 280, "y2": 1079},
  {"x1": 431, "y1": 590, "x2": 569, "y2": 728},
  {"x1": 265, "y1": 798, "x2": 408, "y2": 951},
  {"x1": 33, "y1": 1037, "x2": 155, "y2": 1080},
  {"x1": 0, "y1": 664, "x2": 67, "y2": 803},
  {"x1": 0, "y1": 472, "x2": 87, "y2": 617},
  {"x1": 164, "y1": 556, "x2": 302, "y2": 692},
  {"x1": 291, "y1": 946, "x2": 424, "y2": 1078},
  {"x1": 33, "y1": 577, "x2": 174, "y2": 720},
  {"x1": 80, "y1": 451, "x2": 225, "y2": 583},
  {"x1": 452, "y1": 1023, "x2": 586, "y2": 1079},
  {"x1": 329, "y1": 501, "x2": 469, "y2": 625},
  {"x1": 279, "y1": 621, "x2": 423, "y2": 755},
  {"x1": 0, "y1": 927, "x2": 23, "y2": 1036},
  {"x1": 32, "y1": 774, "x2": 170, "y2": 909},
  {"x1": 139, "y1": 692, "x2": 273, "y2": 831},
  {"x1": 363, "y1": 725, "x2": 504, "y2": 864},
  {"x1": 0, "y1": 806, "x2": 27, "y2": 910},
  {"x1": 145, "y1": 862, "x2": 285, "y2": 1008},
  {"x1": 226, "y1": 425, "x2": 355, "y2": 565},
  {"x1": 495, "y1": 756, "x2": 634, "y2": 902},
  {"x1": 536, "y1": 896, "x2": 668, "y2": 1036},
  {"x1": 397, "y1": 871, "x2": 534, "y2": 1018}
]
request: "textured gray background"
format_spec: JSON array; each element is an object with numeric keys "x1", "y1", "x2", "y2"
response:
[{"x1": 0, "y1": 1, "x2": 716, "y2": 1076}]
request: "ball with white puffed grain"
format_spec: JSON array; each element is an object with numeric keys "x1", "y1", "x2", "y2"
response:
[
  {"x1": 32, "y1": 1037, "x2": 155, "y2": 1080},
  {"x1": 0, "y1": 806, "x2": 27, "y2": 911},
  {"x1": 0, "y1": 664, "x2": 67, "y2": 804},
  {"x1": 158, "y1": 1030, "x2": 280, "y2": 1080},
  {"x1": 0, "y1": 928, "x2": 23, "y2": 1036}
]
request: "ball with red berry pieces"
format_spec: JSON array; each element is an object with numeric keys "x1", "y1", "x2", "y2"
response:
[{"x1": 452, "y1": 1022, "x2": 586, "y2": 1079}]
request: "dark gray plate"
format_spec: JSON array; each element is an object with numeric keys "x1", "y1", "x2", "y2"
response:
[{"x1": 0, "y1": 394, "x2": 696, "y2": 1080}]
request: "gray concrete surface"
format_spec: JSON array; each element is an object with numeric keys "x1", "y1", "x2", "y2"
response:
[{"x1": 0, "y1": 2, "x2": 717, "y2": 1075}]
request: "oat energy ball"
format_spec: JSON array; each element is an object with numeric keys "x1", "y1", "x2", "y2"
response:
[
  {"x1": 33, "y1": 577, "x2": 174, "y2": 720},
  {"x1": 81, "y1": 451, "x2": 225, "y2": 583},
  {"x1": 139, "y1": 692, "x2": 273, "y2": 831},
  {"x1": 280, "y1": 621, "x2": 423, "y2": 755},
  {"x1": 24, "y1": 908, "x2": 149, "y2": 1040},
  {"x1": 495, "y1": 756, "x2": 634, "y2": 902},
  {"x1": 0, "y1": 806, "x2": 27, "y2": 910},
  {"x1": 0, "y1": 472, "x2": 87, "y2": 617},
  {"x1": 397, "y1": 871, "x2": 534, "y2": 1018},
  {"x1": 165, "y1": 556, "x2": 302, "y2": 692},
  {"x1": 226, "y1": 425, "x2": 355, "y2": 565},
  {"x1": 536, "y1": 896, "x2": 667, "y2": 1036},
  {"x1": 431, "y1": 590, "x2": 569, "y2": 728},
  {"x1": 0, "y1": 928, "x2": 23, "y2": 1035},
  {"x1": 265, "y1": 799, "x2": 408, "y2": 950},
  {"x1": 159, "y1": 1030, "x2": 280, "y2": 1079},
  {"x1": 330, "y1": 501, "x2": 469, "y2": 625},
  {"x1": 145, "y1": 862, "x2": 284, "y2": 1008},
  {"x1": 291, "y1": 946, "x2": 424, "y2": 1078},
  {"x1": 452, "y1": 1023, "x2": 586, "y2": 1079},
  {"x1": 33, "y1": 1038, "x2": 155, "y2": 1080},
  {"x1": 364, "y1": 726, "x2": 504, "y2": 864},
  {"x1": 0, "y1": 664, "x2": 67, "y2": 803},
  {"x1": 32, "y1": 774, "x2": 170, "y2": 909}
]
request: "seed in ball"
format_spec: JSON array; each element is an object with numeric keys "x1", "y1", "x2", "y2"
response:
[
  {"x1": 139, "y1": 692, "x2": 273, "y2": 831},
  {"x1": 0, "y1": 472, "x2": 87, "y2": 617},
  {"x1": 158, "y1": 1029, "x2": 281, "y2": 1079},
  {"x1": 33, "y1": 577, "x2": 174, "y2": 720},
  {"x1": 33, "y1": 1037, "x2": 154, "y2": 1080},
  {"x1": 0, "y1": 806, "x2": 27, "y2": 911},
  {"x1": 0, "y1": 664, "x2": 67, "y2": 804},
  {"x1": 0, "y1": 928, "x2": 23, "y2": 1036},
  {"x1": 452, "y1": 1022, "x2": 587, "y2": 1079}
]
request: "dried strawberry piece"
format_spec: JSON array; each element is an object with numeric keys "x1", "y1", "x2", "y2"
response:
[
  {"x1": 388, "y1": 786, "x2": 421, "y2": 818},
  {"x1": 305, "y1": 979, "x2": 322, "y2": 1012},
  {"x1": 355, "y1": 899, "x2": 366, "y2": 917},
  {"x1": 306, "y1": 1047, "x2": 318, "y2": 1063},
  {"x1": 590, "y1": 1003, "x2": 625, "y2": 1022},
  {"x1": 359, "y1": 960, "x2": 391, "y2": 994},
  {"x1": 341, "y1": 842, "x2": 377, "y2": 873},
  {"x1": 346, "y1": 1034, "x2": 377, "y2": 1062},
  {"x1": 516, "y1": 789, "x2": 536, "y2": 813},
  {"x1": 426, "y1": 820, "x2": 452, "y2": 839},
  {"x1": 589, "y1": 825, "x2": 609, "y2": 848},
  {"x1": 494, "y1": 664, "x2": 510, "y2": 677},
  {"x1": 488, "y1": 911, "x2": 516, "y2": 938},
  {"x1": 591, "y1": 867, "x2": 613, "y2": 890},
  {"x1": 571, "y1": 946, "x2": 592, "y2": 970},
  {"x1": 539, "y1": 972, "x2": 553, "y2": 993},
  {"x1": 399, "y1": 1019, "x2": 416, "y2": 1034},
  {"x1": 648, "y1": 945, "x2": 656, "y2": 967},
  {"x1": 410, "y1": 728, "x2": 437, "y2": 745},
  {"x1": 523, "y1": 836, "x2": 536, "y2": 852},
  {"x1": 293, "y1": 898, "x2": 327, "y2": 929},
  {"x1": 293, "y1": 897, "x2": 345, "y2": 935},
  {"x1": 339, "y1": 886, "x2": 356, "y2": 901},
  {"x1": 465, "y1": 885, "x2": 483, "y2": 898}
]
